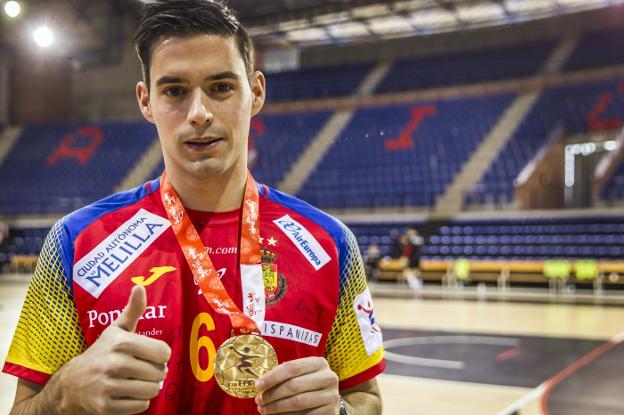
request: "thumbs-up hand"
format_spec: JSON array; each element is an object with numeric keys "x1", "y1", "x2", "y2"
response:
[
  {"x1": 114, "y1": 285, "x2": 148, "y2": 332},
  {"x1": 56, "y1": 285, "x2": 171, "y2": 415}
]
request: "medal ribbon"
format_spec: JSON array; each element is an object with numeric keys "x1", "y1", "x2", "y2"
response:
[{"x1": 160, "y1": 170, "x2": 264, "y2": 335}]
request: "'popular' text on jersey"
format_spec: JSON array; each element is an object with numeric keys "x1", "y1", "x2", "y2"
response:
[{"x1": 3, "y1": 178, "x2": 385, "y2": 414}]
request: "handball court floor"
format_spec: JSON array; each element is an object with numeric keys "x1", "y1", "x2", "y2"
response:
[{"x1": 1, "y1": 280, "x2": 624, "y2": 414}]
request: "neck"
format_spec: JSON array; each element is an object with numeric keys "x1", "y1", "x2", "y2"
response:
[{"x1": 166, "y1": 167, "x2": 247, "y2": 212}]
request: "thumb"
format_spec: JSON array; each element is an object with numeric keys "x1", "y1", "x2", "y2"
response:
[{"x1": 114, "y1": 285, "x2": 147, "y2": 332}]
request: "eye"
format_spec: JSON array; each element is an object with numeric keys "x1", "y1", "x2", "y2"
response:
[
  {"x1": 163, "y1": 87, "x2": 185, "y2": 97},
  {"x1": 213, "y1": 83, "x2": 233, "y2": 93}
]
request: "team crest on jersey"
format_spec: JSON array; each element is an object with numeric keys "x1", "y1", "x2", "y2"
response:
[
  {"x1": 261, "y1": 249, "x2": 287, "y2": 305},
  {"x1": 353, "y1": 287, "x2": 383, "y2": 355}
]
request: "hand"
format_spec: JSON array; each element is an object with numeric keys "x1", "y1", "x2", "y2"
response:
[
  {"x1": 58, "y1": 285, "x2": 171, "y2": 415},
  {"x1": 255, "y1": 356, "x2": 340, "y2": 415}
]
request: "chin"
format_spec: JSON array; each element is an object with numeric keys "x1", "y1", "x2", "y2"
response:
[{"x1": 187, "y1": 159, "x2": 232, "y2": 177}]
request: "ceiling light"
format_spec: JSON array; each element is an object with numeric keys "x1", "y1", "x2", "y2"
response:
[
  {"x1": 4, "y1": 1, "x2": 20, "y2": 18},
  {"x1": 33, "y1": 26, "x2": 54, "y2": 48}
]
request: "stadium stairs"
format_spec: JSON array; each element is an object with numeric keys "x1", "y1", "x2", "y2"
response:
[
  {"x1": 278, "y1": 61, "x2": 393, "y2": 195},
  {"x1": 434, "y1": 36, "x2": 578, "y2": 217},
  {"x1": 433, "y1": 93, "x2": 540, "y2": 217},
  {"x1": 0, "y1": 127, "x2": 23, "y2": 166},
  {"x1": 115, "y1": 137, "x2": 162, "y2": 193}
]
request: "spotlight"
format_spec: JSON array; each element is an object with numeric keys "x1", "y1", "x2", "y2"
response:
[
  {"x1": 33, "y1": 26, "x2": 54, "y2": 48},
  {"x1": 4, "y1": 1, "x2": 21, "y2": 18}
]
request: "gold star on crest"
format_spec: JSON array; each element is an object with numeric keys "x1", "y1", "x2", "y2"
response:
[{"x1": 267, "y1": 237, "x2": 278, "y2": 246}]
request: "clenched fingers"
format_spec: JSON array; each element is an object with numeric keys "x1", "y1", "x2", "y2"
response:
[
  {"x1": 100, "y1": 398, "x2": 151, "y2": 415},
  {"x1": 256, "y1": 389, "x2": 339, "y2": 415},
  {"x1": 106, "y1": 355, "x2": 168, "y2": 383},
  {"x1": 108, "y1": 379, "x2": 162, "y2": 400},
  {"x1": 256, "y1": 370, "x2": 338, "y2": 406},
  {"x1": 256, "y1": 357, "x2": 328, "y2": 392}
]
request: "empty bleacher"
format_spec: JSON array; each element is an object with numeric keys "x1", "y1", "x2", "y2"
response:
[
  {"x1": 423, "y1": 217, "x2": 624, "y2": 262},
  {"x1": 264, "y1": 63, "x2": 374, "y2": 102},
  {"x1": 564, "y1": 29, "x2": 624, "y2": 72},
  {"x1": 468, "y1": 77, "x2": 624, "y2": 206},
  {"x1": 375, "y1": 40, "x2": 556, "y2": 93},
  {"x1": 297, "y1": 93, "x2": 515, "y2": 209},
  {"x1": 0, "y1": 122, "x2": 157, "y2": 215}
]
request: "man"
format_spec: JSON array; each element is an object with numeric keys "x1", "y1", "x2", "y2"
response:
[{"x1": 3, "y1": 1, "x2": 385, "y2": 414}]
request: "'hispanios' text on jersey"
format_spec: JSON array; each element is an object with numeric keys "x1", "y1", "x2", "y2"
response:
[{"x1": 3, "y1": 177, "x2": 385, "y2": 414}]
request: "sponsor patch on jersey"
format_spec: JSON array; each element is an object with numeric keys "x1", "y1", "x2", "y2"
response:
[
  {"x1": 131, "y1": 266, "x2": 176, "y2": 287},
  {"x1": 353, "y1": 287, "x2": 383, "y2": 355},
  {"x1": 73, "y1": 209, "x2": 171, "y2": 298},
  {"x1": 261, "y1": 321, "x2": 322, "y2": 347},
  {"x1": 273, "y1": 215, "x2": 331, "y2": 270},
  {"x1": 86, "y1": 304, "x2": 168, "y2": 328}
]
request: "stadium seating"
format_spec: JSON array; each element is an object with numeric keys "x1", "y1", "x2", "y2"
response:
[
  {"x1": 0, "y1": 227, "x2": 47, "y2": 270},
  {"x1": 422, "y1": 216, "x2": 624, "y2": 262},
  {"x1": 0, "y1": 227, "x2": 46, "y2": 259},
  {"x1": 375, "y1": 40, "x2": 555, "y2": 93},
  {"x1": 564, "y1": 29, "x2": 624, "y2": 72},
  {"x1": 468, "y1": 77, "x2": 624, "y2": 205},
  {"x1": 0, "y1": 122, "x2": 157, "y2": 214},
  {"x1": 298, "y1": 93, "x2": 515, "y2": 209},
  {"x1": 264, "y1": 63, "x2": 373, "y2": 102}
]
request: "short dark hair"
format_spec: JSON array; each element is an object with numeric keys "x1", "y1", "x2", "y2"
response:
[{"x1": 132, "y1": 0, "x2": 254, "y2": 89}]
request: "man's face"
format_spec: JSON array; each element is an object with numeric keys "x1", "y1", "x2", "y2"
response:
[{"x1": 136, "y1": 34, "x2": 265, "y2": 181}]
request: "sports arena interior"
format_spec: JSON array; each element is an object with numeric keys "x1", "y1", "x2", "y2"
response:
[{"x1": 1, "y1": 0, "x2": 624, "y2": 413}]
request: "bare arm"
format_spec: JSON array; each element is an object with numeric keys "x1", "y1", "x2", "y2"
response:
[
  {"x1": 8, "y1": 286, "x2": 171, "y2": 415},
  {"x1": 342, "y1": 378, "x2": 382, "y2": 415},
  {"x1": 11, "y1": 379, "x2": 51, "y2": 415}
]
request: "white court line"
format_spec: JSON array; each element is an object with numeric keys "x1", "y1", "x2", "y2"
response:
[
  {"x1": 611, "y1": 329, "x2": 624, "y2": 344},
  {"x1": 496, "y1": 383, "x2": 547, "y2": 415},
  {"x1": 384, "y1": 350, "x2": 465, "y2": 369},
  {"x1": 383, "y1": 335, "x2": 519, "y2": 370}
]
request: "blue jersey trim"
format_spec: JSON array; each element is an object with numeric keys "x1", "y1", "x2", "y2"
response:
[
  {"x1": 59, "y1": 180, "x2": 158, "y2": 294},
  {"x1": 262, "y1": 186, "x2": 350, "y2": 282}
]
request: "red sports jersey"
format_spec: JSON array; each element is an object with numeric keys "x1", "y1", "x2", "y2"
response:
[{"x1": 3, "y1": 177, "x2": 385, "y2": 414}]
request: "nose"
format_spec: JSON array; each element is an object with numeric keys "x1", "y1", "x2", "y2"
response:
[{"x1": 186, "y1": 88, "x2": 213, "y2": 127}]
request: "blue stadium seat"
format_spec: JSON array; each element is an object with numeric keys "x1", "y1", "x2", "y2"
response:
[
  {"x1": 0, "y1": 122, "x2": 157, "y2": 214},
  {"x1": 298, "y1": 94, "x2": 514, "y2": 209}
]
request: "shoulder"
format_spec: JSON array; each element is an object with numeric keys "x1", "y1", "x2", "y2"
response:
[
  {"x1": 63, "y1": 178, "x2": 159, "y2": 239},
  {"x1": 259, "y1": 184, "x2": 355, "y2": 256},
  {"x1": 56, "y1": 178, "x2": 161, "y2": 265}
]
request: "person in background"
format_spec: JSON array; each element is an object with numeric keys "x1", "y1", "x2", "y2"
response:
[{"x1": 363, "y1": 243, "x2": 381, "y2": 281}]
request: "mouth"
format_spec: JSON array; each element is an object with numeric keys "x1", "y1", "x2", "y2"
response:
[{"x1": 183, "y1": 136, "x2": 224, "y2": 151}]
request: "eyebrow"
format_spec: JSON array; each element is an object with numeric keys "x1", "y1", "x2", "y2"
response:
[{"x1": 155, "y1": 71, "x2": 241, "y2": 86}]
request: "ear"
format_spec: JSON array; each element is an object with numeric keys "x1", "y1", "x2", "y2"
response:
[
  {"x1": 136, "y1": 81, "x2": 155, "y2": 124},
  {"x1": 250, "y1": 71, "x2": 266, "y2": 117}
]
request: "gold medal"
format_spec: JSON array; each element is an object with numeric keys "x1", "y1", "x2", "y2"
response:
[{"x1": 214, "y1": 334, "x2": 278, "y2": 398}]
